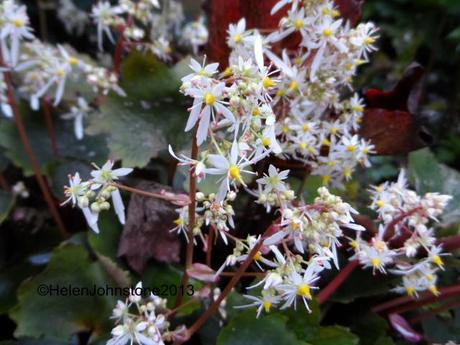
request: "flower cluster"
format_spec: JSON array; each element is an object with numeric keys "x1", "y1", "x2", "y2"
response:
[
  {"x1": 108, "y1": 282, "x2": 186, "y2": 345},
  {"x1": 350, "y1": 170, "x2": 452, "y2": 297},
  {"x1": 63, "y1": 160, "x2": 133, "y2": 233},
  {"x1": 91, "y1": 0, "x2": 207, "y2": 60},
  {"x1": 167, "y1": 0, "x2": 380, "y2": 316},
  {"x1": 58, "y1": 0, "x2": 89, "y2": 36},
  {"x1": 0, "y1": 0, "x2": 126, "y2": 142}
]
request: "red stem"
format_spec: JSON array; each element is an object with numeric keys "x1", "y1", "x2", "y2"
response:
[
  {"x1": 112, "y1": 33, "x2": 125, "y2": 76},
  {"x1": 206, "y1": 228, "x2": 214, "y2": 267},
  {"x1": 175, "y1": 132, "x2": 199, "y2": 308},
  {"x1": 1, "y1": 62, "x2": 68, "y2": 238},
  {"x1": 372, "y1": 284, "x2": 460, "y2": 313},
  {"x1": 409, "y1": 298, "x2": 460, "y2": 324},
  {"x1": 438, "y1": 234, "x2": 460, "y2": 252},
  {"x1": 317, "y1": 260, "x2": 359, "y2": 304},
  {"x1": 181, "y1": 223, "x2": 279, "y2": 343}
]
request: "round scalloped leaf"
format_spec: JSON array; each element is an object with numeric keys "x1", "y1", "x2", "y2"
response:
[
  {"x1": 217, "y1": 311, "x2": 306, "y2": 345},
  {"x1": 9, "y1": 244, "x2": 123, "y2": 341}
]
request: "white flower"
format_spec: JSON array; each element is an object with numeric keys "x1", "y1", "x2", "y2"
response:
[
  {"x1": 63, "y1": 173, "x2": 99, "y2": 233},
  {"x1": 91, "y1": 160, "x2": 133, "y2": 188},
  {"x1": 91, "y1": 1, "x2": 123, "y2": 51},
  {"x1": 0, "y1": 1, "x2": 34, "y2": 66},
  {"x1": 184, "y1": 82, "x2": 235, "y2": 145},
  {"x1": 205, "y1": 140, "x2": 268, "y2": 202},
  {"x1": 90, "y1": 160, "x2": 133, "y2": 225},
  {"x1": 61, "y1": 97, "x2": 91, "y2": 140},
  {"x1": 257, "y1": 165, "x2": 290, "y2": 193},
  {"x1": 227, "y1": 19, "x2": 247, "y2": 48},
  {"x1": 181, "y1": 58, "x2": 219, "y2": 84},
  {"x1": 237, "y1": 292, "x2": 281, "y2": 318},
  {"x1": 277, "y1": 260, "x2": 323, "y2": 311}
]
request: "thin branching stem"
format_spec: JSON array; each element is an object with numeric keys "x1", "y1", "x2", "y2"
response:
[{"x1": 1, "y1": 58, "x2": 68, "y2": 238}]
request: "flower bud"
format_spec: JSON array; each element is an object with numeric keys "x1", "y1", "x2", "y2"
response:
[
  {"x1": 100, "y1": 201, "x2": 111, "y2": 210},
  {"x1": 90, "y1": 202, "x2": 100, "y2": 213}
]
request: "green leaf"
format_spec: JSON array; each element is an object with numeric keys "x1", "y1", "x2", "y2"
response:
[
  {"x1": 350, "y1": 313, "x2": 391, "y2": 345},
  {"x1": 0, "y1": 105, "x2": 108, "y2": 177},
  {"x1": 300, "y1": 326, "x2": 359, "y2": 345},
  {"x1": 141, "y1": 264, "x2": 201, "y2": 316},
  {"x1": 0, "y1": 339, "x2": 70, "y2": 345},
  {"x1": 86, "y1": 52, "x2": 190, "y2": 168},
  {"x1": 120, "y1": 51, "x2": 181, "y2": 100},
  {"x1": 217, "y1": 311, "x2": 305, "y2": 345},
  {"x1": 408, "y1": 148, "x2": 460, "y2": 226},
  {"x1": 87, "y1": 211, "x2": 123, "y2": 262},
  {"x1": 330, "y1": 268, "x2": 397, "y2": 303},
  {"x1": 9, "y1": 244, "x2": 122, "y2": 341},
  {"x1": 0, "y1": 189, "x2": 14, "y2": 224},
  {"x1": 447, "y1": 27, "x2": 460, "y2": 41}
]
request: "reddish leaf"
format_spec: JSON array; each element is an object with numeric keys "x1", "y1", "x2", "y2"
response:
[
  {"x1": 359, "y1": 109, "x2": 427, "y2": 155},
  {"x1": 206, "y1": 0, "x2": 362, "y2": 67},
  {"x1": 118, "y1": 182, "x2": 181, "y2": 273},
  {"x1": 388, "y1": 313, "x2": 423, "y2": 343},
  {"x1": 186, "y1": 263, "x2": 218, "y2": 283},
  {"x1": 360, "y1": 63, "x2": 429, "y2": 155},
  {"x1": 365, "y1": 63, "x2": 425, "y2": 113},
  {"x1": 334, "y1": 0, "x2": 364, "y2": 26},
  {"x1": 206, "y1": 0, "x2": 242, "y2": 68}
]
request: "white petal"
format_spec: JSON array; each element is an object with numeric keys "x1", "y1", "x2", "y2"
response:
[{"x1": 111, "y1": 189, "x2": 126, "y2": 225}]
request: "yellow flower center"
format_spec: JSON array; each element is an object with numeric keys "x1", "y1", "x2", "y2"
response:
[
  {"x1": 332, "y1": 10, "x2": 340, "y2": 18},
  {"x1": 371, "y1": 258, "x2": 381, "y2": 268},
  {"x1": 429, "y1": 285, "x2": 439, "y2": 296},
  {"x1": 294, "y1": 19, "x2": 303, "y2": 30},
  {"x1": 13, "y1": 18, "x2": 24, "y2": 27},
  {"x1": 406, "y1": 287, "x2": 415, "y2": 297},
  {"x1": 297, "y1": 283, "x2": 312, "y2": 299},
  {"x1": 56, "y1": 68, "x2": 65, "y2": 77},
  {"x1": 349, "y1": 239, "x2": 357, "y2": 248},
  {"x1": 174, "y1": 218, "x2": 183, "y2": 226},
  {"x1": 364, "y1": 36, "x2": 375, "y2": 45},
  {"x1": 299, "y1": 141, "x2": 307, "y2": 150},
  {"x1": 263, "y1": 300, "x2": 272, "y2": 313},
  {"x1": 223, "y1": 67, "x2": 233, "y2": 77},
  {"x1": 323, "y1": 28, "x2": 333, "y2": 38},
  {"x1": 262, "y1": 137, "x2": 271, "y2": 147},
  {"x1": 330, "y1": 127, "x2": 337, "y2": 135},
  {"x1": 233, "y1": 34, "x2": 242, "y2": 43},
  {"x1": 374, "y1": 240, "x2": 386, "y2": 252},
  {"x1": 432, "y1": 255, "x2": 443, "y2": 267},
  {"x1": 302, "y1": 124, "x2": 309, "y2": 133},
  {"x1": 353, "y1": 105, "x2": 364, "y2": 112},
  {"x1": 276, "y1": 88, "x2": 286, "y2": 97},
  {"x1": 204, "y1": 92, "x2": 215, "y2": 106},
  {"x1": 344, "y1": 168, "x2": 352, "y2": 179},
  {"x1": 375, "y1": 200, "x2": 385, "y2": 208},
  {"x1": 347, "y1": 144, "x2": 356, "y2": 152},
  {"x1": 252, "y1": 107, "x2": 261, "y2": 116},
  {"x1": 263, "y1": 77, "x2": 276, "y2": 89},
  {"x1": 288, "y1": 80, "x2": 298, "y2": 91},
  {"x1": 322, "y1": 138, "x2": 331, "y2": 146},
  {"x1": 322, "y1": 175, "x2": 331, "y2": 185},
  {"x1": 229, "y1": 165, "x2": 241, "y2": 180},
  {"x1": 282, "y1": 126, "x2": 289, "y2": 134},
  {"x1": 68, "y1": 56, "x2": 78, "y2": 66},
  {"x1": 254, "y1": 251, "x2": 262, "y2": 261}
]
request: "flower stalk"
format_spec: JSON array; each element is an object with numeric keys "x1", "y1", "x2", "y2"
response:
[{"x1": 1, "y1": 56, "x2": 68, "y2": 238}]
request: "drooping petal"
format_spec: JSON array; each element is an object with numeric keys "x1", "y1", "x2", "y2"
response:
[{"x1": 111, "y1": 188, "x2": 126, "y2": 225}]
